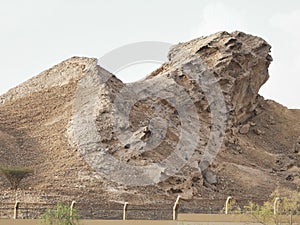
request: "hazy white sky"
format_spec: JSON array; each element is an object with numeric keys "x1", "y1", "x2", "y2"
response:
[{"x1": 0, "y1": 0, "x2": 299, "y2": 108}]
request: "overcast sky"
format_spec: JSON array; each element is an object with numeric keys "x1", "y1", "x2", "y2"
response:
[{"x1": 0, "y1": 0, "x2": 299, "y2": 108}]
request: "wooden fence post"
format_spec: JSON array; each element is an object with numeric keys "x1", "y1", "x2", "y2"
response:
[
  {"x1": 225, "y1": 196, "x2": 232, "y2": 215},
  {"x1": 173, "y1": 195, "x2": 181, "y2": 220},
  {"x1": 13, "y1": 201, "x2": 20, "y2": 219},
  {"x1": 123, "y1": 202, "x2": 128, "y2": 220}
]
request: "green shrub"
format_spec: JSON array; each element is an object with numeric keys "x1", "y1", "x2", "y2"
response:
[
  {"x1": 244, "y1": 188, "x2": 300, "y2": 225},
  {"x1": 41, "y1": 203, "x2": 79, "y2": 225},
  {"x1": 0, "y1": 166, "x2": 33, "y2": 190}
]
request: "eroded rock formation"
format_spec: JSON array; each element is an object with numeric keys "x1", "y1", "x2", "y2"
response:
[{"x1": 0, "y1": 31, "x2": 299, "y2": 211}]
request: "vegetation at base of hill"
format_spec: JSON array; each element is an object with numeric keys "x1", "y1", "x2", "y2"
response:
[
  {"x1": 230, "y1": 188, "x2": 300, "y2": 225},
  {"x1": 0, "y1": 166, "x2": 34, "y2": 190},
  {"x1": 40, "y1": 203, "x2": 79, "y2": 225}
]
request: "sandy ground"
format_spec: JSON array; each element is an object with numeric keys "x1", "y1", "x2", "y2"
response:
[{"x1": 0, "y1": 220, "x2": 262, "y2": 225}]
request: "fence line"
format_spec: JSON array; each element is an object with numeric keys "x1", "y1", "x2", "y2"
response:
[{"x1": 0, "y1": 197, "x2": 272, "y2": 220}]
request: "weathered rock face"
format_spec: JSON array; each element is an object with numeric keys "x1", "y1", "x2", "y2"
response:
[
  {"x1": 166, "y1": 31, "x2": 272, "y2": 124},
  {"x1": 0, "y1": 31, "x2": 299, "y2": 209}
]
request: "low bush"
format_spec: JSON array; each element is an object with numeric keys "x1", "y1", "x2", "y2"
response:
[{"x1": 0, "y1": 166, "x2": 33, "y2": 190}]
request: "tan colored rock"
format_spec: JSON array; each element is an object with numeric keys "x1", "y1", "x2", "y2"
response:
[
  {"x1": 253, "y1": 128, "x2": 264, "y2": 135},
  {"x1": 239, "y1": 124, "x2": 251, "y2": 134}
]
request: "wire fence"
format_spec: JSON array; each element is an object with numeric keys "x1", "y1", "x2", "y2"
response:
[
  {"x1": 0, "y1": 203, "x2": 172, "y2": 220},
  {"x1": 0, "y1": 198, "x2": 270, "y2": 220}
]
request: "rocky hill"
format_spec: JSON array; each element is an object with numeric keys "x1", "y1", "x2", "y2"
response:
[{"x1": 0, "y1": 31, "x2": 299, "y2": 212}]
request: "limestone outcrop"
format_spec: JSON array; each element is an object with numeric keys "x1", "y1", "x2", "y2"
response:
[{"x1": 0, "y1": 31, "x2": 299, "y2": 212}]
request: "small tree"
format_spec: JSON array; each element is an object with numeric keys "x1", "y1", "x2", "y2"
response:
[
  {"x1": 244, "y1": 200, "x2": 274, "y2": 225},
  {"x1": 0, "y1": 166, "x2": 33, "y2": 190},
  {"x1": 244, "y1": 188, "x2": 300, "y2": 225},
  {"x1": 41, "y1": 203, "x2": 79, "y2": 225}
]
